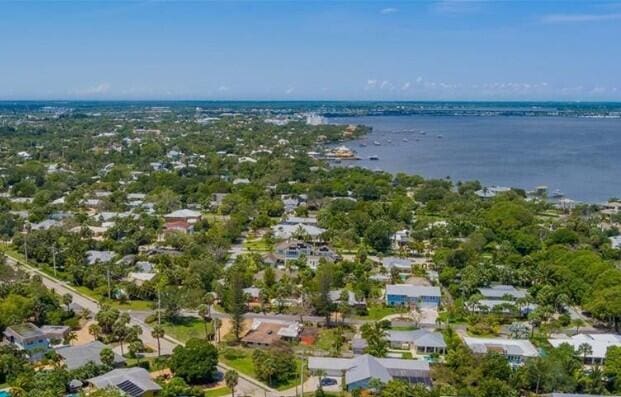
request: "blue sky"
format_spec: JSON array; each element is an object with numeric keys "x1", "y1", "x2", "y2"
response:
[{"x1": 1, "y1": 1, "x2": 620, "y2": 100}]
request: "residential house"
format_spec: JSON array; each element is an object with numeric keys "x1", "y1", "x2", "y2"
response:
[
  {"x1": 385, "y1": 285, "x2": 441, "y2": 308},
  {"x1": 475, "y1": 285, "x2": 534, "y2": 315},
  {"x1": 241, "y1": 319, "x2": 302, "y2": 347},
  {"x1": 87, "y1": 367, "x2": 161, "y2": 397},
  {"x1": 39, "y1": 325, "x2": 70, "y2": 344},
  {"x1": 272, "y1": 223, "x2": 326, "y2": 241},
  {"x1": 463, "y1": 337, "x2": 538, "y2": 365},
  {"x1": 164, "y1": 209, "x2": 202, "y2": 224},
  {"x1": 381, "y1": 257, "x2": 413, "y2": 272},
  {"x1": 610, "y1": 236, "x2": 621, "y2": 249},
  {"x1": 308, "y1": 354, "x2": 431, "y2": 390},
  {"x1": 3, "y1": 323, "x2": 50, "y2": 359},
  {"x1": 391, "y1": 229, "x2": 411, "y2": 250},
  {"x1": 274, "y1": 240, "x2": 338, "y2": 269},
  {"x1": 352, "y1": 330, "x2": 446, "y2": 355},
  {"x1": 30, "y1": 219, "x2": 61, "y2": 231},
  {"x1": 86, "y1": 250, "x2": 115, "y2": 265},
  {"x1": 386, "y1": 329, "x2": 447, "y2": 354},
  {"x1": 127, "y1": 272, "x2": 156, "y2": 286},
  {"x1": 329, "y1": 289, "x2": 366, "y2": 308},
  {"x1": 56, "y1": 341, "x2": 125, "y2": 370},
  {"x1": 548, "y1": 333, "x2": 621, "y2": 365}
]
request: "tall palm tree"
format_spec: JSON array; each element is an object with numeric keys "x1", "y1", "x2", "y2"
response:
[
  {"x1": 88, "y1": 323, "x2": 102, "y2": 340},
  {"x1": 577, "y1": 342, "x2": 593, "y2": 364},
  {"x1": 198, "y1": 304, "x2": 212, "y2": 340},
  {"x1": 213, "y1": 318, "x2": 222, "y2": 343},
  {"x1": 151, "y1": 325, "x2": 165, "y2": 357},
  {"x1": 225, "y1": 370, "x2": 239, "y2": 397}
]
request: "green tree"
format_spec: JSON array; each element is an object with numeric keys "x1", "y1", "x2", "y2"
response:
[{"x1": 170, "y1": 338, "x2": 219, "y2": 384}]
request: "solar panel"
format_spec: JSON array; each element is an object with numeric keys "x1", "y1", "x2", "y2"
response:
[{"x1": 117, "y1": 380, "x2": 144, "y2": 397}]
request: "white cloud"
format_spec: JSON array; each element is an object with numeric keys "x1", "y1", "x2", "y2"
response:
[
  {"x1": 541, "y1": 12, "x2": 621, "y2": 23},
  {"x1": 285, "y1": 87, "x2": 295, "y2": 95},
  {"x1": 401, "y1": 82, "x2": 411, "y2": 90},
  {"x1": 380, "y1": 7, "x2": 398, "y2": 15},
  {"x1": 218, "y1": 85, "x2": 229, "y2": 92},
  {"x1": 85, "y1": 82, "x2": 111, "y2": 95}
]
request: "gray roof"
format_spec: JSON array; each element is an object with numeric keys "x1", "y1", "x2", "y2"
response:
[
  {"x1": 347, "y1": 355, "x2": 392, "y2": 385},
  {"x1": 381, "y1": 257, "x2": 412, "y2": 270},
  {"x1": 386, "y1": 284, "x2": 441, "y2": 298},
  {"x1": 478, "y1": 285, "x2": 526, "y2": 299},
  {"x1": 309, "y1": 354, "x2": 430, "y2": 387},
  {"x1": 56, "y1": 341, "x2": 125, "y2": 370},
  {"x1": 88, "y1": 367, "x2": 161, "y2": 396},
  {"x1": 387, "y1": 329, "x2": 446, "y2": 348},
  {"x1": 86, "y1": 250, "x2": 115, "y2": 265}
]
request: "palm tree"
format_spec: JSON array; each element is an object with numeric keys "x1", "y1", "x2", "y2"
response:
[
  {"x1": 577, "y1": 342, "x2": 593, "y2": 364},
  {"x1": 89, "y1": 323, "x2": 102, "y2": 340},
  {"x1": 198, "y1": 304, "x2": 212, "y2": 340},
  {"x1": 214, "y1": 318, "x2": 222, "y2": 344},
  {"x1": 225, "y1": 370, "x2": 239, "y2": 397},
  {"x1": 64, "y1": 330, "x2": 78, "y2": 346},
  {"x1": 151, "y1": 325, "x2": 165, "y2": 357}
]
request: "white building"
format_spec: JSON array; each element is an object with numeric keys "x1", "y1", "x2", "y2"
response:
[{"x1": 548, "y1": 333, "x2": 621, "y2": 364}]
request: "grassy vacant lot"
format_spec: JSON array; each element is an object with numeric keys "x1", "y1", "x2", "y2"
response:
[
  {"x1": 243, "y1": 238, "x2": 272, "y2": 252},
  {"x1": 161, "y1": 316, "x2": 213, "y2": 343},
  {"x1": 219, "y1": 347, "x2": 302, "y2": 391},
  {"x1": 355, "y1": 304, "x2": 401, "y2": 320}
]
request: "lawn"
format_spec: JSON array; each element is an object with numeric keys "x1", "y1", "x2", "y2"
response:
[
  {"x1": 110, "y1": 300, "x2": 154, "y2": 311},
  {"x1": 243, "y1": 239, "x2": 272, "y2": 252},
  {"x1": 315, "y1": 328, "x2": 345, "y2": 353},
  {"x1": 205, "y1": 386, "x2": 231, "y2": 397},
  {"x1": 355, "y1": 304, "x2": 401, "y2": 320},
  {"x1": 161, "y1": 316, "x2": 212, "y2": 343},
  {"x1": 220, "y1": 347, "x2": 302, "y2": 391}
]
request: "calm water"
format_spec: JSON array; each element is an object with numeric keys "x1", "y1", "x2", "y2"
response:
[{"x1": 329, "y1": 115, "x2": 621, "y2": 202}]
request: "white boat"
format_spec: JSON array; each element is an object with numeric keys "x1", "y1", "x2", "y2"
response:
[
  {"x1": 402, "y1": 138, "x2": 408, "y2": 142},
  {"x1": 373, "y1": 141, "x2": 381, "y2": 146}
]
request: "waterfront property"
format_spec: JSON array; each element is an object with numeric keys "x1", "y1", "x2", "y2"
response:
[
  {"x1": 308, "y1": 354, "x2": 431, "y2": 390},
  {"x1": 385, "y1": 284, "x2": 441, "y2": 308},
  {"x1": 462, "y1": 337, "x2": 538, "y2": 365}
]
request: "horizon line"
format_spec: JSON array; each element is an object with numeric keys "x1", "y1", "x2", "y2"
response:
[{"x1": 1, "y1": 99, "x2": 621, "y2": 104}]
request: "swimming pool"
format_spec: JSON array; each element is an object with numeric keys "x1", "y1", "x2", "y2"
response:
[{"x1": 0, "y1": 390, "x2": 11, "y2": 397}]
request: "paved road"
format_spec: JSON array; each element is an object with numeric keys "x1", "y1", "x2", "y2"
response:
[{"x1": 4, "y1": 255, "x2": 278, "y2": 397}]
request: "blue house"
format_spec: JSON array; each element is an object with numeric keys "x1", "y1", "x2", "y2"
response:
[
  {"x1": 385, "y1": 284, "x2": 441, "y2": 308},
  {"x1": 3, "y1": 323, "x2": 50, "y2": 360}
]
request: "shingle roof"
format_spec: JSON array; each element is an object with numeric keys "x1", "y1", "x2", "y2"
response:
[
  {"x1": 386, "y1": 284, "x2": 441, "y2": 298},
  {"x1": 56, "y1": 341, "x2": 125, "y2": 370},
  {"x1": 88, "y1": 367, "x2": 161, "y2": 396}
]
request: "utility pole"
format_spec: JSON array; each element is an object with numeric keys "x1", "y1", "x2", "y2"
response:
[
  {"x1": 23, "y1": 222, "x2": 30, "y2": 263},
  {"x1": 157, "y1": 288, "x2": 162, "y2": 325},
  {"x1": 51, "y1": 246, "x2": 57, "y2": 276},
  {"x1": 107, "y1": 265, "x2": 112, "y2": 299}
]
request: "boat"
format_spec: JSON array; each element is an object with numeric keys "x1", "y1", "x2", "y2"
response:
[
  {"x1": 373, "y1": 141, "x2": 381, "y2": 146},
  {"x1": 420, "y1": 131, "x2": 426, "y2": 135},
  {"x1": 437, "y1": 135, "x2": 443, "y2": 139},
  {"x1": 369, "y1": 155, "x2": 379, "y2": 160},
  {"x1": 402, "y1": 138, "x2": 408, "y2": 142},
  {"x1": 551, "y1": 189, "x2": 564, "y2": 198},
  {"x1": 387, "y1": 138, "x2": 392, "y2": 143},
  {"x1": 359, "y1": 142, "x2": 367, "y2": 147}
]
